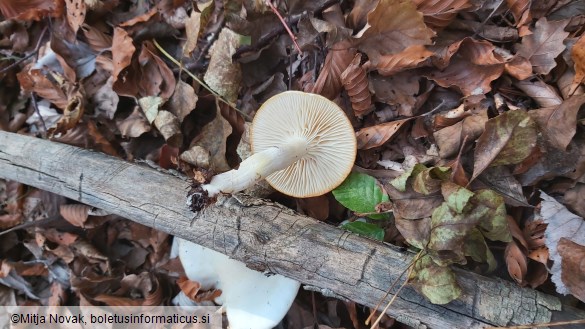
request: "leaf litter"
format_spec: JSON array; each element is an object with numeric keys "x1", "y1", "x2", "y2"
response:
[{"x1": 1, "y1": 0, "x2": 585, "y2": 327}]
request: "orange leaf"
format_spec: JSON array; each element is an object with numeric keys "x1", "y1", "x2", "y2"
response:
[
  {"x1": 569, "y1": 34, "x2": 585, "y2": 95},
  {"x1": 17, "y1": 70, "x2": 69, "y2": 110},
  {"x1": 376, "y1": 45, "x2": 433, "y2": 76},
  {"x1": 111, "y1": 27, "x2": 136, "y2": 83},
  {"x1": 64, "y1": 0, "x2": 86, "y2": 33},
  {"x1": 413, "y1": 0, "x2": 473, "y2": 30},
  {"x1": 356, "y1": 118, "x2": 411, "y2": 149},
  {"x1": 0, "y1": 0, "x2": 60, "y2": 21}
]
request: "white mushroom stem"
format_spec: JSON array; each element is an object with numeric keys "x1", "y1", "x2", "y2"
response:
[{"x1": 202, "y1": 136, "x2": 308, "y2": 196}]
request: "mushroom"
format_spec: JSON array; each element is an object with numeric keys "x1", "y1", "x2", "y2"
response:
[
  {"x1": 198, "y1": 90, "x2": 357, "y2": 200},
  {"x1": 177, "y1": 239, "x2": 300, "y2": 329},
  {"x1": 179, "y1": 91, "x2": 356, "y2": 328}
]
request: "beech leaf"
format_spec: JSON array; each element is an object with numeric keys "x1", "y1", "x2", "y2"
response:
[
  {"x1": 529, "y1": 95, "x2": 585, "y2": 151},
  {"x1": 515, "y1": 17, "x2": 569, "y2": 75},
  {"x1": 410, "y1": 254, "x2": 461, "y2": 305},
  {"x1": 472, "y1": 110, "x2": 537, "y2": 182}
]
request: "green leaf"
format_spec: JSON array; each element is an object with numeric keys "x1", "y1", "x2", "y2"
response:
[
  {"x1": 472, "y1": 110, "x2": 537, "y2": 181},
  {"x1": 332, "y1": 172, "x2": 390, "y2": 219},
  {"x1": 413, "y1": 167, "x2": 450, "y2": 195},
  {"x1": 410, "y1": 254, "x2": 461, "y2": 304},
  {"x1": 390, "y1": 163, "x2": 426, "y2": 192},
  {"x1": 441, "y1": 181, "x2": 474, "y2": 214},
  {"x1": 341, "y1": 221, "x2": 385, "y2": 241},
  {"x1": 473, "y1": 189, "x2": 512, "y2": 242},
  {"x1": 463, "y1": 229, "x2": 497, "y2": 272}
]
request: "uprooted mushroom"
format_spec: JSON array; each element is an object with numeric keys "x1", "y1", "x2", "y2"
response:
[{"x1": 178, "y1": 91, "x2": 357, "y2": 329}]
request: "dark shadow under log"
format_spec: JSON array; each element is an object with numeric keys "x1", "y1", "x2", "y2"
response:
[{"x1": 0, "y1": 131, "x2": 582, "y2": 328}]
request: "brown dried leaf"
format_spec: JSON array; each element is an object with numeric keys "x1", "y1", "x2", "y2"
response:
[
  {"x1": 52, "y1": 88, "x2": 85, "y2": 134},
  {"x1": 504, "y1": 56, "x2": 533, "y2": 80},
  {"x1": 514, "y1": 78, "x2": 563, "y2": 107},
  {"x1": 119, "y1": 7, "x2": 158, "y2": 27},
  {"x1": 138, "y1": 42, "x2": 176, "y2": 99},
  {"x1": 426, "y1": 39, "x2": 505, "y2": 96},
  {"x1": 17, "y1": 70, "x2": 68, "y2": 110},
  {"x1": 0, "y1": 0, "x2": 60, "y2": 21},
  {"x1": 434, "y1": 111, "x2": 487, "y2": 159},
  {"x1": 356, "y1": 118, "x2": 412, "y2": 149},
  {"x1": 312, "y1": 39, "x2": 357, "y2": 100},
  {"x1": 529, "y1": 94, "x2": 585, "y2": 150},
  {"x1": 111, "y1": 27, "x2": 136, "y2": 83},
  {"x1": 177, "y1": 276, "x2": 222, "y2": 302},
  {"x1": 558, "y1": 238, "x2": 585, "y2": 302},
  {"x1": 515, "y1": 17, "x2": 569, "y2": 75},
  {"x1": 505, "y1": 0, "x2": 531, "y2": 27},
  {"x1": 116, "y1": 106, "x2": 151, "y2": 138},
  {"x1": 505, "y1": 240, "x2": 527, "y2": 285},
  {"x1": 296, "y1": 195, "x2": 329, "y2": 221},
  {"x1": 154, "y1": 110, "x2": 182, "y2": 147},
  {"x1": 564, "y1": 183, "x2": 585, "y2": 218},
  {"x1": 183, "y1": 9, "x2": 202, "y2": 56},
  {"x1": 0, "y1": 214, "x2": 22, "y2": 230},
  {"x1": 355, "y1": 0, "x2": 434, "y2": 65},
  {"x1": 204, "y1": 28, "x2": 242, "y2": 103},
  {"x1": 369, "y1": 72, "x2": 419, "y2": 116},
  {"x1": 376, "y1": 45, "x2": 433, "y2": 76},
  {"x1": 167, "y1": 81, "x2": 198, "y2": 121},
  {"x1": 64, "y1": 0, "x2": 86, "y2": 33},
  {"x1": 569, "y1": 34, "x2": 585, "y2": 95},
  {"x1": 471, "y1": 110, "x2": 537, "y2": 182},
  {"x1": 192, "y1": 105, "x2": 232, "y2": 172},
  {"x1": 340, "y1": 53, "x2": 373, "y2": 117},
  {"x1": 59, "y1": 204, "x2": 90, "y2": 227},
  {"x1": 412, "y1": 0, "x2": 473, "y2": 30},
  {"x1": 82, "y1": 24, "x2": 113, "y2": 52}
]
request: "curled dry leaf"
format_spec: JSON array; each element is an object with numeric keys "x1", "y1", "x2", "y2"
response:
[
  {"x1": 167, "y1": 81, "x2": 198, "y2": 121},
  {"x1": 433, "y1": 111, "x2": 487, "y2": 159},
  {"x1": 82, "y1": 24, "x2": 113, "y2": 52},
  {"x1": 312, "y1": 39, "x2": 357, "y2": 100},
  {"x1": 356, "y1": 118, "x2": 412, "y2": 150},
  {"x1": 505, "y1": 240, "x2": 528, "y2": 285},
  {"x1": 0, "y1": 0, "x2": 59, "y2": 21},
  {"x1": 154, "y1": 111, "x2": 182, "y2": 147},
  {"x1": 340, "y1": 53, "x2": 373, "y2": 117},
  {"x1": 17, "y1": 70, "x2": 69, "y2": 110},
  {"x1": 515, "y1": 17, "x2": 569, "y2": 75},
  {"x1": 60, "y1": 204, "x2": 90, "y2": 227},
  {"x1": 117, "y1": 106, "x2": 151, "y2": 138}
]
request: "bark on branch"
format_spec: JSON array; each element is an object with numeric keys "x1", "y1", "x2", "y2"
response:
[{"x1": 0, "y1": 131, "x2": 582, "y2": 328}]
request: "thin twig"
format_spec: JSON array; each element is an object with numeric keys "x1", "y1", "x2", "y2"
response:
[
  {"x1": 0, "y1": 215, "x2": 61, "y2": 237},
  {"x1": 265, "y1": 0, "x2": 302, "y2": 54},
  {"x1": 30, "y1": 94, "x2": 48, "y2": 135}
]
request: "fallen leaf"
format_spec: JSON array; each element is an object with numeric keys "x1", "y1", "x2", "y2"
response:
[
  {"x1": 505, "y1": 240, "x2": 528, "y2": 285},
  {"x1": 505, "y1": 0, "x2": 531, "y2": 27},
  {"x1": 539, "y1": 192, "x2": 585, "y2": 297},
  {"x1": 369, "y1": 72, "x2": 420, "y2": 116},
  {"x1": 82, "y1": 24, "x2": 113, "y2": 52},
  {"x1": 529, "y1": 94, "x2": 585, "y2": 150},
  {"x1": 412, "y1": 0, "x2": 473, "y2": 30},
  {"x1": 60, "y1": 204, "x2": 90, "y2": 227},
  {"x1": 154, "y1": 110, "x2": 182, "y2": 147},
  {"x1": 111, "y1": 27, "x2": 136, "y2": 83},
  {"x1": 477, "y1": 166, "x2": 530, "y2": 207},
  {"x1": 332, "y1": 172, "x2": 390, "y2": 220},
  {"x1": 375, "y1": 45, "x2": 433, "y2": 76},
  {"x1": 64, "y1": 0, "x2": 86, "y2": 33},
  {"x1": 472, "y1": 110, "x2": 537, "y2": 182},
  {"x1": 192, "y1": 105, "x2": 232, "y2": 172},
  {"x1": 117, "y1": 106, "x2": 152, "y2": 138},
  {"x1": 340, "y1": 53, "x2": 373, "y2": 117},
  {"x1": 167, "y1": 80, "x2": 198, "y2": 121},
  {"x1": 515, "y1": 17, "x2": 569, "y2": 75},
  {"x1": 426, "y1": 38, "x2": 505, "y2": 96},
  {"x1": 564, "y1": 183, "x2": 585, "y2": 218},
  {"x1": 312, "y1": 39, "x2": 357, "y2": 100},
  {"x1": 557, "y1": 238, "x2": 585, "y2": 302},
  {"x1": 204, "y1": 28, "x2": 243, "y2": 103},
  {"x1": 410, "y1": 254, "x2": 461, "y2": 304},
  {"x1": 356, "y1": 118, "x2": 412, "y2": 150},
  {"x1": 433, "y1": 111, "x2": 487, "y2": 159},
  {"x1": 464, "y1": 228, "x2": 497, "y2": 272},
  {"x1": 17, "y1": 69, "x2": 69, "y2": 110},
  {"x1": 0, "y1": 0, "x2": 59, "y2": 20},
  {"x1": 514, "y1": 78, "x2": 563, "y2": 108},
  {"x1": 569, "y1": 34, "x2": 585, "y2": 95},
  {"x1": 183, "y1": 9, "x2": 202, "y2": 56},
  {"x1": 355, "y1": 0, "x2": 434, "y2": 65}
]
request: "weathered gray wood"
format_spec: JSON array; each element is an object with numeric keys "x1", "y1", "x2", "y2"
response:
[{"x1": 0, "y1": 131, "x2": 582, "y2": 328}]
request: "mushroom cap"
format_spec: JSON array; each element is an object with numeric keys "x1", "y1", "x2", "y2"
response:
[{"x1": 251, "y1": 91, "x2": 357, "y2": 198}]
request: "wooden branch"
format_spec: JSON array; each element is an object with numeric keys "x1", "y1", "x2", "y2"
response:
[{"x1": 0, "y1": 131, "x2": 582, "y2": 328}]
